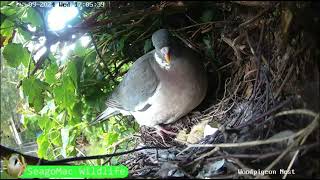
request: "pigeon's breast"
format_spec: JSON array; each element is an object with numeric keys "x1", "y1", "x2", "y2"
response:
[{"x1": 132, "y1": 51, "x2": 207, "y2": 126}]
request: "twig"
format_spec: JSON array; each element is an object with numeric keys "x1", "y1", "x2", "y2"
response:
[
  {"x1": 131, "y1": 23, "x2": 154, "y2": 45},
  {"x1": 274, "y1": 64, "x2": 294, "y2": 99},
  {"x1": 282, "y1": 150, "x2": 299, "y2": 179},
  {"x1": 185, "y1": 14, "x2": 198, "y2": 24},
  {"x1": 246, "y1": 31, "x2": 261, "y2": 102},
  {"x1": 174, "y1": 21, "x2": 234, "y2": 31},
  {"x1": 238, "y1": 5, "x2": 274, "y2": 29},
  {"x1": 232, "y1": 1, "x2": 274, "y2": 7},
  {"x1": 172, "y1": 31, "x2": 201, "y2": 54},
  {"x1": 275, "y1": 109, "x2": 318, "y2": 119},
  {"x1": 252, "y1": 142, "x2": 319, "y2": 163},
  {"x1": 221, "y1": 35, "x2": 242, "y2": 62},
  {"x1": 75, "y1": 147, "x2": 94, "y2": 165},
  {"x1": 201, "y1": 142, "x2": 318, "y2": 163},
  {"x1": 106, "y1": 134, "x2": 140, "y2": 152},
  {"x1": 187, "y1": 130, "x2": 304, "y2": 149},
  {"x1": 217, "y1": 62, "x2": 233, "y2": 71},
  {"x1": 184, "y1": 147, "x2": 220, "y2": 166}
]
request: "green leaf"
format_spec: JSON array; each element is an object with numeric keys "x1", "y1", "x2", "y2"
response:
[
  {"x1": 0, "y1": 4, "x2": 17, "y2": 16},
  {"x1": 74, "y1": 41, "x2": 87, "y2": 57},
  {"x1": 104, "y1": 132, "x2": 119, "y2": 146},
  {"x1": 38, "y1": 116, "x2": 51, "y2": 132},
  {"x1": 37, "y1": 133, "x2": 49, "y2": 158},
  {"x1": 50, "y1": 131, "x2": 62, "y2": 146},
  {"x1": 33, "y1": 97, "x2": 44, "y2": 112},
  {"x1": 17, "y1": 27, "x2": 32, "y2": 42},
  {"x1": 201, "y1": 10, "x2": 214, "y2": 22},
  {"x1": 22, "y1": 7, "x2": 42, "y2": 27},
  {"x1": 0, "y1": 1, "x2": 11, "y2": 7},
  {"x1": 69, "y1": 117, "x2": 81, "y2": 126},
  {"x1": 52, "y1": 135, "x2": 62, "y2": 146},
  {"x1": 53, "y1": 85, "x2": 69, "y2": 108},
  {"x1": 0, "y1": 19, "x2": 14, "y2": 37},
  {"x1": 22, "y1": 77, "x2": 46, "y2": 112},
  {"x1": 143, "y1": 39, "x2": 153, "y2": 53},
  {"x1": 37, "y1": 132, "x2": 45, "y2": 144},
  {"x1": 72, "y1": 102, "x2": 83, "y2": 118},
  {"x1": 53, "y1": 78, "x2": 77, "y2": 109},
  {"x1": 45, "y1": 63, "x2": 58, "y2": 84},
  {"x1": 65, "y1": 58, "x2": 83, "y2": 89},
  {"x1": 53, "y1": 58, "x2": 82, "y2": 108},
  {"x1": 69, "y1": 129, "x2": 78, "y2": 144},
  {"x1": 84, "y1": 51, "x2": 97, "y2": 66},
  {"x1": 3, "y1": 43, "x2": 30, "y2": 68},
  {"x1": 23, "y1": 115, "x2": 38, "y2": 127}
]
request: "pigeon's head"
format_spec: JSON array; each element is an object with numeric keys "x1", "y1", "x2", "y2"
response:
[{"x1": 152, "y1": 29, "x2": 172, "y2": 64}]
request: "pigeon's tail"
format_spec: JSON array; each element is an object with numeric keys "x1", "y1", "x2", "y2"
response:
[{"x1": 90, "y1": 108, "x2": 119, "y2": 126}]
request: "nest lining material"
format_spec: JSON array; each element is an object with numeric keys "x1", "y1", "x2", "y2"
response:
[{"x1": 118, "y1": 2, "x2": 319, "y2": 179}]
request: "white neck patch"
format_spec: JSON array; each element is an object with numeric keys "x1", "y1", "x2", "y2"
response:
[{"x1": 154, "y1": 52, "x2": 170, "y2": 70}]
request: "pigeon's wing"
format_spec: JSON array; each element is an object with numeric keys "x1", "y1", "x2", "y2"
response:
[{"x1": 106, "y1": 50, "x2": 159, "y2": 112}]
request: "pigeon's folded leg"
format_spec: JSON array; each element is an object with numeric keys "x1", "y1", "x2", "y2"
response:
[
  {"x1": 154, "y1": 125, "x2": 177, "y2": 136},
  {"x1": 151, "y1": 125, "x2": 177, "y2": 146}
]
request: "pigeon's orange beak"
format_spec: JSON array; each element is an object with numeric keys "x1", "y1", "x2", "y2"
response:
[
  {"x1": 161, "y1": 47, "x2": 171, "y2": 64},
  {"x1": 164, "y1": 53, "x2": 171, "y2": 64}
]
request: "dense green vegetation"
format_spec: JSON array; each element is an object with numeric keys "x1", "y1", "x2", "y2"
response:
[
  {"x1": 0, "y1": 1, "x2": 143, "y2": 161},
  {"x1": 1, "y1": 1, "x2": 220, "y2": 163}
]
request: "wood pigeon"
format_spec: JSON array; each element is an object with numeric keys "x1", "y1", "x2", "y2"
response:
[{"x1": 91, "y1": 29, "x2": 208, "y2": 136}]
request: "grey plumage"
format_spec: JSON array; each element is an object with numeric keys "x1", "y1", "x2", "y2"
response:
[
  {"x1": 91, "y1": 29, "x2": 207, "y2": 127},
  {"x1": 107, "y1": 51, "x2": 159, "y2": 111}
]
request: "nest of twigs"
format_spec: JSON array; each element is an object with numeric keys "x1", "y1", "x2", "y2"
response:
[{"x1": 119, "y1": 2, "x2": 320, "y2": 179}]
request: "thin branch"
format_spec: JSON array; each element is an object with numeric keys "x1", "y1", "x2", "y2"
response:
[
  {"x1": 238, "y1": 5, "x2": 275, "y2": 29},
  {"x1": 41, "y1": 146, "x2": 169, "y2": 165},
  {"x1": 187, "y1": 129, "x2": 304, "y2": 148}
]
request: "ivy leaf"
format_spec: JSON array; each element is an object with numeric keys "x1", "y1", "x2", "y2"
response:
[
  {"x1": 0, "y1": 19, "x2": 14, "y2": 37},
  {"x1": 38, "y1": 116, "x2": 51, "y2": 132},
  {"x1": 65, "y1": 58, "x2": 83, "y2": 89},
  {"x1": 37, "y1": 133, "x2": 49, "y2": 158},
  {"x1": 143, "y1": 39, "x2": 153, "y2": 53},
  {"x1": 17, "y1": 27, "x2": 32, "y2": 42},
  {"x1": 45, "y1": 63, "x2": 58, "y2": 84},
  {"x1": 68, "y1": 129, "x2": 78, "y2": 145},
  {"x1": 50, "y1": 130, "x2": 62, "y2": 146},
  {"x1": 22, "y1": 77, "x2": 46, "y2": 112},
  {"x1": 53, "y1": 78, "x2": 77, "y2": 109},
  {"x1": 22, "y1": 7, "x2": 42, "y2": 27},
  {"x1": 104, "y1": 132, "x2": 119, "y2": 146},
  {"x1": 0, "y1": 4, "x2": 17, "y2": 16},
  {"x1": 3, "y1": 43, "x2": 30, "y2": 68},
  {"x1": 72, "y1": 102, "x2": 83, "y2": 119}
]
